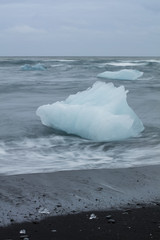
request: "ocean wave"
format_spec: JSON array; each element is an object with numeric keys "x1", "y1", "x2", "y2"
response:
[
  {"x1": 21, "y1": 63, "x2": 46, "y2": 71},
  {"x1": 97, "y1": 69, "x2": 143, "y2": 80},
  {"x1": 104, "y1": 62, "x2": 147, "y2": 67},
  {"x1": 142, "y1": 59, "x2": 160, "y2": 64},
  {"x1": 1, "y1": 133, "x2": 160, "y2": 175},
  {"x1": 0, "y1": 136, "x2": 113, "y2": 175},
  {"x1": 53, "y1": 59, "x2": 77, "y2": 62},
  {"x1": 36, "y1": 81, "x2": 144, "y2": 142},
  {"x1": 41, "y1": 59, "x2": 78, "y2": 63},
  {"x1": 98, "y1": 59, "x2": 160, "y2": 68},
  {"x1": 132, "y1": 59, "x2": 160, "y2": 64},
  {"x1": 0, "y1": 59, "x2": 36, "y2": 66}
]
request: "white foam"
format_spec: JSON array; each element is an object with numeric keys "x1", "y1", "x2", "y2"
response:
[
  {"x1": 50, "y1": 64, "x2": 64, "y2": 67},
  {"x1": 53, "y1": 59, "x2": 77, "y2": 62},
  {"x1": 97, "y1": 69, "x2": 143, "y2": 80},
  {"x1": 143, "y1": 59, "x2": 160, "y2": 63},
  {"x1": 36, "y1": 82, "x2": 144, "y2": 142},
  {"x1": 133, "y1": 59, "x2": 160, "y2": 64},
  {"x1": 21, "y1": 63, "x2": 46, "y2": 71},
  {"x1": 105, "y1": 62, "x2": 147, "y2": 67}
]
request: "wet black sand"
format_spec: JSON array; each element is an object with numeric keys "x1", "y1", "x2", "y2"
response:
[
  {"x1": 1, "y1": 165, "x2": 160, "y2": 239},
  {"x1": 1, "y1": 205, "x2": 160, "y2": 240}
]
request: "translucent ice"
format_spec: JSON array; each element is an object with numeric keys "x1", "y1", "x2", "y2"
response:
[
  {"x1": 89, "y1": 213, "x2": 97, "y2": 219},
  {"x1": 97, "y1": 69, "x2": 143, "y2": 80},
  {"x1": 21, "y1": 63, "x2": 46, "y2": 71},
  {"x1": 20, "y1": 229, "x2": 26, "y2": 234},
  {"x1": 36, "y1": 82, "x2": 144, "y2": 142},
  {"x1": 38, "y1": 207, "x2": 50, "y2": 214}
]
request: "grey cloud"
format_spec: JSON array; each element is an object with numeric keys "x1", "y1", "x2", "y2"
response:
[{"x1": 0, "y1": 0, "x2": 160, "y2": 55}]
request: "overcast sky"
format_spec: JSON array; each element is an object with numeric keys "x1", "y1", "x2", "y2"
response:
[{"x1": 0, "y1": 0, "x2": 160, "y2": 56}]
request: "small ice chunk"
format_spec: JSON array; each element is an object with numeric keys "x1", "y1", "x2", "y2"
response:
[
  {"x1": 38, "y1": 207, "x2": 50, "y2": 214},
  {"x1": 97, "y1": 69, "x2": 143, "y2": 80},
  {"x1": 108, "y1": 219, "x2": 116, "y2": 223},
  {"x1": 89, "y1": 213, "x2": 97, "y2": 219},
  {"x1": 21, "y1": 63, "x2": 46, "y2": 71},
  {"x1": 20, "y1": 229, "x2": 26, "y2": 234}
]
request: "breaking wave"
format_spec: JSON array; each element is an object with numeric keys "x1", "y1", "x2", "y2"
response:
[
  {"x1": 143, "y1": 59, "x2": 160, "y2": 64},
  {"x1": 105, "y1": 62, "x2": 147, "y2": 67}
]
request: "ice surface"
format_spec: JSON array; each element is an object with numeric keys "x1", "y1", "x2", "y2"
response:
[
  {"x1": 21, "y1": 63, "x2": 46, "y2": 71},
  {"x1": 89, "y1": 213, "x2": 97, "y2": 219},
  {"x1": 97, "y1": 69, "x2": 143, "y2": 80},
  {"x1": 36, "y1": 82, "x2": 144, "y2": 142},
  {"x1": 38, "y1": 207, "x2": 50, "y2": 214},
  {"x1": 20, "y1": 229, "x2": 26, "y2": 234}
]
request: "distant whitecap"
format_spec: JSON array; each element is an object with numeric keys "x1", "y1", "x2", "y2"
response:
[{"x1": 105, "y1": 62, "x2": 147, "y2": 67}]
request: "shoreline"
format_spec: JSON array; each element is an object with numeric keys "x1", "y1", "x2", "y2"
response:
[{"x1": 1, "y1": 165, "x2": 160, "y2": 227}]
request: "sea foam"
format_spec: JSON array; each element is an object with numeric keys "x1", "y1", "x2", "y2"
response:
[
  {"x1": 36, "y1": 82, "x2": 144, "y2": 142},
  {"x1": 97, "y1": 69, "x2": 143, "y2": 80},
  {"x1": 21, "y1": 63, "x2": 46, "y2": 71},
  {"x1": 105, "y1": 62, "x2": 147, "y2": 67}
]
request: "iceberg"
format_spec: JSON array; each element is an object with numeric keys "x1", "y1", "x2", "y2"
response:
[
  {"x1": 21, "y1": 63, "x2": 46, "y2": 71},
  {"x1": 36, "y1": 82, "x2": 144, "y2": 142},
  {"x1": 97, "y1": 69, "x2": 143, "y2": 80}
]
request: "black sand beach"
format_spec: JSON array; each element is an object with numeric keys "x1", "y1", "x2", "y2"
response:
[
  {"x1": 1, "y1": 165, "x2": 160, "y2": 239},
  {"x1": 1, "y1": 206, "x2": 160, "y2": 240}
]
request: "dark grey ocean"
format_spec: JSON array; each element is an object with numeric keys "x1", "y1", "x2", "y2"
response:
[{"x1": 0, "y1": 57, "x2": 160, "y2": 175}]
